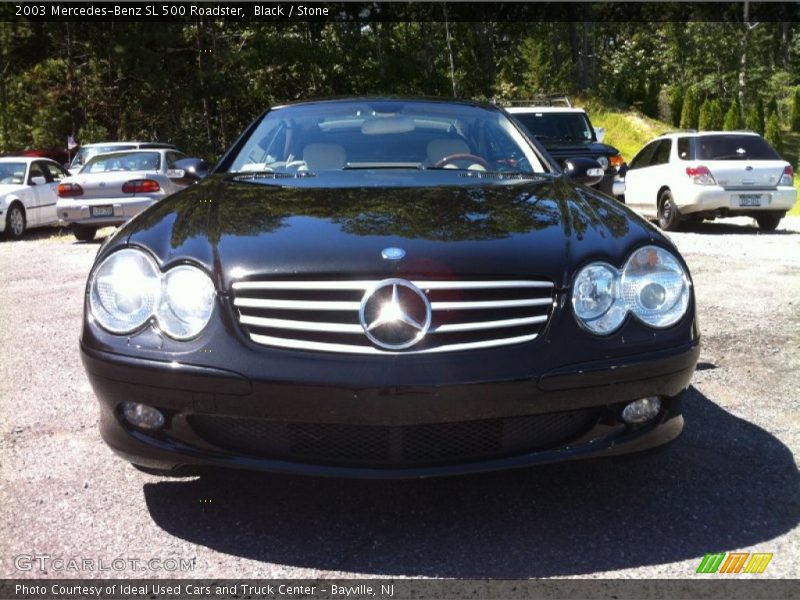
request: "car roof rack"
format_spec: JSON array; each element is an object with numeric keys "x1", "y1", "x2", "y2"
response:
[{"x1": 496, "y1": 95, "x2": 573, "y2": 108}]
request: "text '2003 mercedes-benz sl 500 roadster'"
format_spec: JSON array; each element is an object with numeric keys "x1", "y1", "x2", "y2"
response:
[{"x1": 80, "y1": 98, "x2": 699, "y2": 478}]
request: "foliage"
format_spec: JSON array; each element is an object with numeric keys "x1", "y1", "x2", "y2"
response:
[
  {"x1": 745, "y1": 98, "x2": 765, "y2": 135},
  {"x1": 764, "y1": 112, "x2": 783, "y2": 155},
  {"x1": 792, "y1": 89, "x2": 800, "y2": 132},
  {"x1": 0, "y1": 20, "x2": 798, "y2": 158},
  {"x1": 723, "y1": 98, "x2": 743, "y2": 130},
  {"x1": 698, "y1": 98, "x2": 724, "y2": 131}
]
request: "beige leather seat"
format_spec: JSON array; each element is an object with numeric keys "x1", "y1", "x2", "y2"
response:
[
  {"x1": 302, "y1": 143, "x2": 346, "y2": 171},
  {"x1": 426, "y1": 139, "x2": 470, "y2": 165}
]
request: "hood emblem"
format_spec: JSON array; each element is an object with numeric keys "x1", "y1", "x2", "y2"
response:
[
  {"x1": 381, "y1": 247, "x2": 405, "y2": 261},
  {"x1": 359, "y1": 279, "x2": 431, "y2": 350}
]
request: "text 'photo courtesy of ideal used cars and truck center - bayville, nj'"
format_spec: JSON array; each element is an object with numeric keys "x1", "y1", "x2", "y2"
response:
[{"x1": 1, "y1": 2, "x2": 800, "y2": 599}]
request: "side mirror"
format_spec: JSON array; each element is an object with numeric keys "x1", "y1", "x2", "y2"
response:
[
  {"x1": 170, "y1": 158, "x2": 209, "y2": 185},
  {"x1": 563, "y1": 157, "x2": 605, "y2": 186}
]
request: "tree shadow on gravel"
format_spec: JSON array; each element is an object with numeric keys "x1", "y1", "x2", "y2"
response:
[{"x1": 143, "y1": 386, "x2": 799, "y2": 577}]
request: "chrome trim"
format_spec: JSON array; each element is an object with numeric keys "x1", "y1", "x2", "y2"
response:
[
  {"x1": 433, "y1": 315, "x2": 548, "y2": 333},
  {"x1": 233, "y1": 298, "x2": 360, "y2": 311},
  {"x1": 231, "y1": 279, "x2": 554, "y2": 291},
  {"x1": 431, "y1": 298, "x2": 552, "y2": 310},
  {"x1": 239, "y1": 315, "x2": 363, "y2": 333},
  {"x1": 248, "y1": 332, "x2": 539, "y2": 355}
]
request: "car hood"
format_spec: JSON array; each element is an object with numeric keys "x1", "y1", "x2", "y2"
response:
[
  {"x1": 120, "y1": 174, "x2": 662, "y2": 290},
  {"x1": 543, "y1": 141, "x2": 620, "y2": 156}
]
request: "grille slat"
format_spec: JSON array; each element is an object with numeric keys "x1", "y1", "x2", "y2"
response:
[
  {"x1": 232, "y1": 277, "x2": 554, "y2": 354},
  {"x1": 188, "y1": 409, "x2": 600, "y2": 468}
]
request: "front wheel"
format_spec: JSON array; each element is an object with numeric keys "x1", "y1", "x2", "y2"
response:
[
  {"x1": 657, "y1": 190, "x2": 681, "y2": 231},
  {"x1": 72, "y1": 224, "x2": 97, "y2": 241},
  {"x1": 5, "y1": 204, "x2": 26, "y2": 239},
  {"x1": 755, "y1": 212, "x2": 782, "y2": 232}
]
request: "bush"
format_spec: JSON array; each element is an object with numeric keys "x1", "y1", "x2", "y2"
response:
[
  {"x1": 764, "y1": 112, "x2": 783, "y2": 155},
  {"x1": 723, "y1": 98, "x2": 742, "y2": 130},
  {"x1": 745, "y1": 100, "x2": 765, "y2": 135},
  {"x1": 766, "y1": 96, "x2": 779, "y2": 120},
  {"x1": 666, "y1": 86, "x2": 683, "y2": 127},
  {"x1": 791, "y1": 89, "x2": 800, "y2": 132},
  {"x1": 698, "y1": 98, "x2": 712, "y2": 130},
  {"x1": 698, "y1": 98, "x2": 724, "y2": 131},
  {"x1": 680, "y1": 87, "x2": 698, "y2": 130}
]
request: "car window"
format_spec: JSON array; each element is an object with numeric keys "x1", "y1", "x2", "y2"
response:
[
  {"x1": 43, "y1": 162, "x2": 68, "y2": 182},
  {"x1": 71, "y1": 145, "x2": 137, "y2": 169},
  {"x1": 629, "y1": 141, "x2": 659, "y2": 170},
  {"x1": 28, "y1": 162, "x2": 46, "y2": 184},
  {"x1": 166, "y1": 151, "x2": 186, "y2": 168},
  {"x1": 229, "y1": 100, "x2": 546, "y2": 177},
  {"x1": 83, "y1": 151, "x2": 162, "y2": 173},
  {"x1": 651, "y1": 139, "x2": 672, "y2": 166},
  {"x1": 0, "y1": 162, "x2": 26, "y2": 184},
  {"x1": 695, "y1": 135, "x2": 780, "y2": 160},
  {"x1": 513, "y1": 112, "x2": 594, "y2": 142},
  {"x1": 677, "y1": 137, "x2": 692, "y2": 160}
]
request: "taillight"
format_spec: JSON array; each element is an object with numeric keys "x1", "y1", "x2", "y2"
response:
[
  {"x1": 57, "y1": 183, "x2": 84, "y2": 197},
  {"x1": 686, "y1": 166, "x2": 716, "y2": 186},
  {"x1": 122, "y1": 179, "x2": 161, "y2": 194},
  {"x1": 610, "y1": 154, "x2": 625, "y2": 170},
  {"x1": 779, "y1": 165, "x2": 794, "y2": 186}
]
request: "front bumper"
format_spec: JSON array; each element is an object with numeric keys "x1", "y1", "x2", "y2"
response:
[
  {"x1": 676, "y1": 186, "x2": 797, "y2": 215},
  {"x1": 81, "y1": 339, "x2": 699, "y2": 478},
  {"x1": 56, "y1": 196, "x2": 160, "y2": 227}
]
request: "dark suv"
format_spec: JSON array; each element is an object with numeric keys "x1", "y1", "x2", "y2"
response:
[{"x1": 507, "y1": 101, "x2": 625, "y2": 198}]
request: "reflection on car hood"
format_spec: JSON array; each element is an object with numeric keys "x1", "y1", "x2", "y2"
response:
[{"x1": 119, "y1": 174, "x2": 662, "y2": 289}]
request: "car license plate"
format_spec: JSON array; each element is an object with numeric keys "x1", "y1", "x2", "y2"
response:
[
  {"x1": 91, "y1": 205, "x2": 113, "y2": 217},
  {"x1": 737, "y1": 194, "x2": 763, "y2": 207}
]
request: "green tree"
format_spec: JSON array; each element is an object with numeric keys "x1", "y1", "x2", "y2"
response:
[
  {"x1": 667, "y1": 87, "x2": 684, "y2": 127},
  {"x1": 698, "y1": 98, "x2": 713, "y2": 130},
  {"x1": 791, "y1": 89, "x2": 800, "y2": 132},
  {"x1": 723, "y1": 98, "x2": 743, "y2": 130},
  {"x1": 745, "y1": 100, "x2": 765, "y2": 135},
  {"x1": 680, "y1": 88, "x2": 699, "y2": 130},
  {"x1": 764, "y1": 112, "x2": 783, "y2": 155},
  {"x1": 766, "y1": 96, "x2": 779, "y2": 120}
]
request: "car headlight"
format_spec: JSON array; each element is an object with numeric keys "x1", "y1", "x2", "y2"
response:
[
  {"x1": 572, "y1": 263, "x2": 627, "y2": 334},
  {"x1": 621, "y1": 246, "x2": 690, "y2": 328},
  {"x1": 572, "y1": 246, "x2": 690, "y2": 334},
  {"x1": 596, "y1": 156, "x2": 609, "y2": 170},
  {"x1": 89, "y1": 248, "x2": 215, "y2": 339},
  {"x1": 156, "y1": 265, "x2": 216, "y2": 339}
]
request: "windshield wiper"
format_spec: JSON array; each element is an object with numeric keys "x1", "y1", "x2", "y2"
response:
[
  {"x1": 708, "y1": 154, "x2": 746, "y2": 160},
  {"x1": 226, "y1": 171, "x2": 316, "y2": 182},
  {"x1": 535, "y1": 135, "x2": 583, "y2": 142}
]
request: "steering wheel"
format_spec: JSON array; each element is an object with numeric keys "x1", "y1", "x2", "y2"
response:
[{"x1": 433, "y1": 153, "x2": 491, "y2": 170}]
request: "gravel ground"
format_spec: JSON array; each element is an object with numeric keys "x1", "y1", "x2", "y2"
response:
[{"x1": 0, "y1": 217, "x2": 798, "y2": 581}]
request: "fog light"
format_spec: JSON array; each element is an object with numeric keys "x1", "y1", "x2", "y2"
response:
[
  {"x1": 122, "y1": 402, "x2": 165, "y2": 430},
  {"x1": 621, "y1": 397, "x2": 661, "y2": 424}
]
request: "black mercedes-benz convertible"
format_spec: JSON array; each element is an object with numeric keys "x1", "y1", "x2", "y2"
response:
[{"x1": 81, "y1": 98, "x2": 699, "y2": 478}]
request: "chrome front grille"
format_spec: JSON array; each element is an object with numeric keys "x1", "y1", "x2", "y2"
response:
[{"x1": 231, "y1": 278, "x2": 555, "y2": 354}]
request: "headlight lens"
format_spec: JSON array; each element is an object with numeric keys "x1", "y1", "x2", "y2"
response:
[
  {"x1": 89, "y1": 249, "x2": 215, "y2": 339},
  {"x1": 621, "y1": 246, "x2": 690, "y2": 328},
  {"x1": 572, "y1": 263, "x2": 627, "y2": 334},
  {"x1": 156, "y1": 265, "x2": 216, "y2": 339},
  {"x1": 596, "y1": 156, "x2": 609, "y2": 170},
  {"x1": 572, "y1": 246, "x2": 690, "y2": 334},
  {"x1": 90, "y1": 249, "x2": 160, "y2": 333}
]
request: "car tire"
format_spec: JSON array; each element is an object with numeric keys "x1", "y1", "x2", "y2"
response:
[
  {"x1": 755, "y1": 212, "x2": 782, "y2": 232},
  {"x1": 657, "y1": 190, "x2": 681, "y2": 231},
  {"x1": 72, "y1": 224, "x2": 97, "y2": 241},
  {"x1": 5, "y1": 203, "x2": 26, "y2": 239}
]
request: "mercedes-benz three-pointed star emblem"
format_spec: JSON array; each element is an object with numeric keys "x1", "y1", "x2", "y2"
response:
[{"x1": 359, "y1": 279, "x2": 432, "y2": 350}]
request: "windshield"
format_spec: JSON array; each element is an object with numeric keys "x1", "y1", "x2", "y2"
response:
[
  {"x1": 227, "y1": 101, "x2": 545, "y2": 180},
  {"x1": 82, "y1": 151, "x2": 161, "y2": 173},
  {"x1": 0, "y1": 162, "x2": 27, "y2": 184},
  {"x1": 693, "y1": 135, "x2": 781, "y2": 161},
  {"x1": 513, "y1": 112, "x2": 594, "y2": 143},
  {"x1": 71, "y1": 145, "x2": 137, "y2": 169}
]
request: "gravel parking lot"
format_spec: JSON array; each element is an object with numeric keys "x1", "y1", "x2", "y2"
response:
[{"x1": 1, "y1": 217, "x2": 798, "y2": 580}]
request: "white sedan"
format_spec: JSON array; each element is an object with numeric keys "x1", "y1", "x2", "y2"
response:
[
  {"x1": 56, "y1": 148, "x2": 203, "y2": 241},
  {"x1": 1, "y1": 157, "x2": 71, "y2": 239}
]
